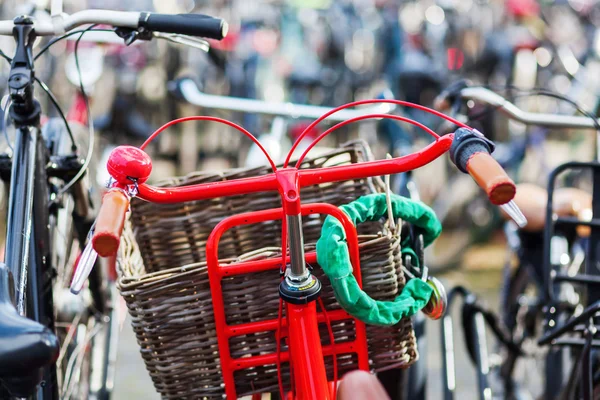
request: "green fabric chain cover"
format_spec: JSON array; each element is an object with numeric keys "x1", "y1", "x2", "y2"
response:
[{"x1": 316, "y1": 193, "x2": 442, "y2": 326}]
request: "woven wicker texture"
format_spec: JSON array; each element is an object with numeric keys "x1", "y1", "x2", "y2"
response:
[{"x1": 118, "y1": 141, "x2": 418, "y2": 399}]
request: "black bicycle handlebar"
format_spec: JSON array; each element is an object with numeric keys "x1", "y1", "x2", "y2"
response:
[{"x1": 139, "y1": 13, "x2": 228, "y2": 40}]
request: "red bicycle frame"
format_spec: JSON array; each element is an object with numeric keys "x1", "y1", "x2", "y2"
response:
[
  {"x1": 125, "y1": 134, "x2": 454, "y2": 398},
  {"x1": 89, "y1": 89, "x2": 519, "y2": 398}
]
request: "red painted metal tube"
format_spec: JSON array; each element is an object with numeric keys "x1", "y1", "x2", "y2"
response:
[
  {"x1": 137, "y1": 173, "x2": 279, "y2": 203},
  {"x1": 225, "y1": 308, "x2": 352, "y2": 337},
  {"x1": 220, "y1": 252, "x2": 317, "y2": 277},
  {"x1": 206, "y1": 238, "x2": 237, "y2": 398},
  {"x1": 231, "y1": 341, "x2": 360, "y2": 370},
  {"x1": 287, "y1": 302, "x2": 331, "y2": 400},
  {"x1": 135, "y1": 136, "x2": 452, "y2": 204},
  {"x1": 298, "y1": 135, "x2": 453, "y2": 188}
]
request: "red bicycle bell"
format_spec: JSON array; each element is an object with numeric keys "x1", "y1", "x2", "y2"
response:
[{"x1": 106, "y1": 145, "x2": 152, "y2": 185}]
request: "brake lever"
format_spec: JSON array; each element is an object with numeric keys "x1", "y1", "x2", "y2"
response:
[
  {"x1": 115, "y1": 27, "x2": 152, "y2": 45},
  {"x1": 435, "y1": 90, "x2": 470, "y2": 134},
  {"x1": 153, "y1": 32, "x2": 210, "y2": 52}
]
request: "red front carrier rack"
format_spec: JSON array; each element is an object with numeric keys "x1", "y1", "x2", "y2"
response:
[
  {"x1": 122, "y1": 134, "x2": 454, "y2": 399},
  {"x1": 206, "y1": 203, "x2": 370, "y2": 399}
]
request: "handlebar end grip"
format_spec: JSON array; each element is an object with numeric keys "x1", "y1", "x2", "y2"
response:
[
  {"x1": 92, "y1": 189, "x2": 130, "y2": 257},
  {"x1": 466, "y1": 152, "x2": 516, "y2": 205},
  {"x1": 450, "y1": 128, "x2": 495, "y2": 172},
  {"x1": 139, "y1": 13, "x2": 228, "y2": 40},
  {"x1": 450, "y1": 128, "x2": 514, "y2": 205},
  {"x1": 92, "y1": 234, "x2": 120, "y2": 259}
]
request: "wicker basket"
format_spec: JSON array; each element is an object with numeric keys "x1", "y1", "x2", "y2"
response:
[{"x1": 118, "y1": 141, "x2": 418, "y2": 399}]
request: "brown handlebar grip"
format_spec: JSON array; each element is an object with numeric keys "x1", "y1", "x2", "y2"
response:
[
  {"x1": 92, "y1": 189, "x2": 129, "y2": 257},
  {"x1": 466, "y1": 152, "x2": 516, "y2": 205}
]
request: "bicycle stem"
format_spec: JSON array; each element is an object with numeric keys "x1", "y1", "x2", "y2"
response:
[{"x1": 287, "y1": 214, "x2": 309, "y2": 282}]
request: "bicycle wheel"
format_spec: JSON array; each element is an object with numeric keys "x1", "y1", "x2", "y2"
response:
[{"x1": 497, "y1": 243, "x2": 567, "y2": 400}]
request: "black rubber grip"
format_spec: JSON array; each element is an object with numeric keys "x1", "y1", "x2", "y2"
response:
[
  {"x1": 139, "y1": 13, "x2": 228, "y2": 40},
  {"x1": 449, "y1": 128, "x2": 495, "y2": 172}
]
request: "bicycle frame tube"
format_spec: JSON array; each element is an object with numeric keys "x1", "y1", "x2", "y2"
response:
[
  {"x1": 5, "y1": 126, "x2": 38, "y2": 314},
  {"x1": 287, "y1": 301, "x2": 330, "y2": 400},
  {"x1": 5, "y1": 126, "x2": 55, "y2": 326},
  {"x1": 2, "y1": 17, "x2": 58, "y2": 399},
  {"x1": 440, "y1": 287, "x2": 494, "y2": 400},
  {"x1": 29, "y1": 125, "x2": 58, "y2": 399},
  {"x1": 4, "y1": 124, "x2": 58, "y2": 399}
]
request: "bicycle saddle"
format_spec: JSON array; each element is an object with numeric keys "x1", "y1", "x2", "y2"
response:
[
  {"x1": 500, "y1": 183, "x2": 592, "y2": 235},
  {"x1": 0, "y1": 263, "x2": 59, "y2": 397}
]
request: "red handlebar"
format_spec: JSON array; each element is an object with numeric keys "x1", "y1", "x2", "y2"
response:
[
  {"x1": 135, "y1": 135, "x2": 454, "y2": 204},
  {"x1": 91, "y1": 111, "x2": 518, "y2": 259},
  {"x1": 90, "y1": 135, "x2": 455, "y2": 258}
]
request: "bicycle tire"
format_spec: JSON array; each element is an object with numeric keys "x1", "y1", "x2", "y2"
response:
[{"x1": 498, "y1": 248, "x2": 568, "y2": 399}]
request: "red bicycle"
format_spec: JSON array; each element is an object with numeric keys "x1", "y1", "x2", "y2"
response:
[{"x1": 80, "y1": 99, "x2": 525, "y2": 399}]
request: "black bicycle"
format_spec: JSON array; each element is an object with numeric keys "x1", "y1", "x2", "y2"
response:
[
  {"x1": 0, "y1": 6, "x2": 227, "y2": 399},
  {"x1": 437, "y1": 85, "x2": 600, "y2": 400}
]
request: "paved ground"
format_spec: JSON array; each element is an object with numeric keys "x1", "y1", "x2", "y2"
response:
[
  {"x1": 113, "y1": 243, "x2": 505, "y2": 399},
  {"x1": 426, "y1": 267, "x2": 503, "y2": 399},
  {"x1": 113, "y1": 318, "x2": 159, "y2": 399}
]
